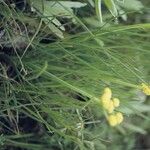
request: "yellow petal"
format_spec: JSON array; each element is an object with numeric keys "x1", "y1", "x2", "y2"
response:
[
  {"x1": 141, "y1": 83, "x2": 150, "y2": 95},
  {"x1": 103, "y1": 87, "x2": 112, "y2": 100},
  {"x1": 113, "y1": 98, "x2": 120, "y2": 107},
  {"x1": 101, "y1": 98, "x2": 110, "y2": 110},
  {"x1": 108, "y1": 115, "x2": 118, "y2": 126},
  {"x1": 107, "y1": 100, "x2": 114, "y2": 113},
  {"x1": 116, "y1": 112, "x2": 123, "y2": 124},
  {"x1": 143, "y1": 89, "x2": 150, "y2": 95},
  {"x1": 101, "y1": 94, "x2": 110, "y2": 102},
  {"x1": 101, "y1": 87, "x2": 112, "y2": 110}
]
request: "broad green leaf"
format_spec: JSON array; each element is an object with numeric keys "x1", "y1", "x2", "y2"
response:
[
  {"x1": 55, "y1": 1, "x2": 86, "y2": 8},
  {"x1": 116, "y1": 5, "x2": 127, "y2": 21},
  {"x1": 104, "y1": 0, "x2": 118, "y2": 17},
  {"x1": 51, "y1": 18, "x2": 65, "y2": 31},
  {"x1": 31, "y1": 0, "x2": 86, "y2": 18},
  {"x1": 117, "y1": 0, "x2": 144, "y2": 11},
  {"x1": 44, "y1": 20, "x2": 64, "y2": 38},
  {"x1": 88, "y1": 0, "x2": 95, "y2": 7},
  {"x1": 30, "y1": 0, "x2": 86, "y2": 38}
]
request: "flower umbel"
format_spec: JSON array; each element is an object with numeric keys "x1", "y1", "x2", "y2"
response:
[
  {"x1": 101, "y1": 88, "x2": 120, "y2": 113},
  {"x1": 107, "y1": 112, "x2": 124, "y2": 127},
  {"x1": 101, "y1": 88, "x2": 114, "y2": 113},
  {"x1": 112, "y1": 98, "x2": 120, "y2": 107},
  {"x1": 141, "y1": 83, "x2": 150, "y2": 95},
  {"x1": 101, "y1": 87, "x2": 112, "y2": 102},
  {"x1": 107, "y1": 114, "x2": 118, "y2": 126},
  {"x1": 116, "y1": 112, "x2": 123, "y2": 124},
  {"x1": 107, "y1": 101, "x2": 114, "y2": 113},
  {"x1": 100, "y1": 87, "x2": 123, "y2": 127}
]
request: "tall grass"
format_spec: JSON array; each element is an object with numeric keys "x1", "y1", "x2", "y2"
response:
[{"x1": 0, "y1": 0, "x2": 150, "y2": 149}]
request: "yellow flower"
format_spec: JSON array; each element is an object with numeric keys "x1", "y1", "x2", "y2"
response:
[
  {"x1": 107, "y1": 114, "x2": 118, "y2": 126},
  {"x1": 116, "y1": 112, "x2": 123, "y2": 124},
  {"x1": 104, "y1": 87, "x2": 112, "y2": 97},
  {"x1": 100, "y1": 88, "x2": 124, "y2": 127},
  {"x1": 101, "y1": 87, "x2": 112, "y2": 101},
  {"x1": 101, "y1": 98, "x2": 110, "y2": 110},
  {"x1": 101, "y1": 99, "x2": 114, "y2": 113},
  {"x1": 107, "y1": 100, "x2": 114, "y2": 113},
  {"x1": 112, "y1": 98, "x2": 120, "y2": 108},
  {"x1": 101, "y1": 87, "x2": 115, "y2": 113},
  {"x1": 141, "y1": 83, "x2": 150, "y2": 95},
  {"x1": 108, "y1": 112, "x2": 124, "y2": 127}
]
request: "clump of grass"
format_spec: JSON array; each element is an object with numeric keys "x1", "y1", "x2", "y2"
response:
[{"x1": 0, "y1": 0, "x2": 150, "y2": 150}]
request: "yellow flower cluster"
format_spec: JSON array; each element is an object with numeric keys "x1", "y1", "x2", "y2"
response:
[
  {"x1": 107, "y1": 112, "x2": 123, "y2": 126},
  {"x1": 101, "y1": 88, "x2": 120, "y2": 113},
  {"x1": 141, "y1": 83, "x2": 150, "y2": 95},
  {"x1": 101, "y1": 87, "x2": 123, "y2": 126}
]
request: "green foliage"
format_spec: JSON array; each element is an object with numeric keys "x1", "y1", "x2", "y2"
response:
[
  {"x1": 30, "y1": 0, "x2": 86, "y2": 38},
  {"x1": 0, "y1": 0, "x2": 150, "y2": 150},
  {"x1": 95, "y1": 0, "x2": 144, "y2": 23},
  {"x1": 118, "y1": 0, "x2": 144, "y2": 11}
]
